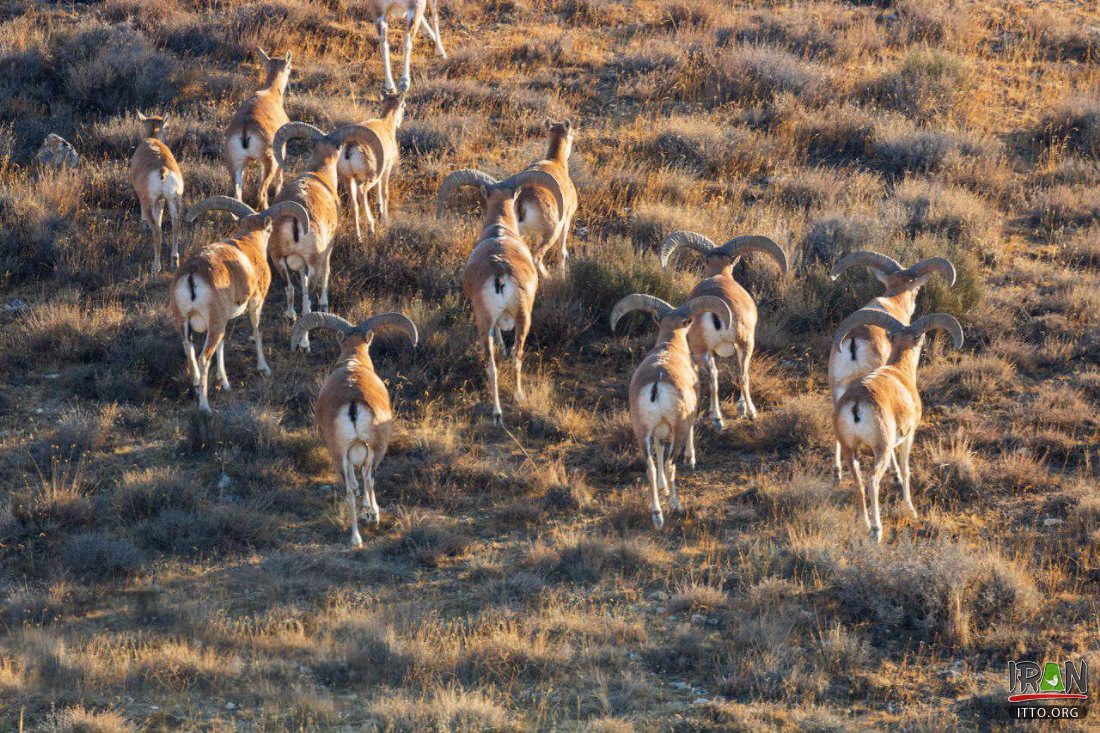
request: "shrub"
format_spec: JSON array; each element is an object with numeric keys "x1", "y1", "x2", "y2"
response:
[
  {"x1": 134, "y1": 503, "x2": 279, "y2": 557},
  {"x1": 1033, "y1": 97, "x2": 1100, "y2": 158},
  {"x1": 527, "y1": 533, "x2": 662, "y2": 584},
  {"x1": 829, "y1": 539, "x2": 1037, "y2": 644},
  {"x1": 703, "y1": 46, "x2": 827, "y2": 104},
  {"x1": 60, "y1": 532, "x2": 143, "y2": 581},
  {"x1": 859, "y1": 50, "x2": 971, "y2": 122}
]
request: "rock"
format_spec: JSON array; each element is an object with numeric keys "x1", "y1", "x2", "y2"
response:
[
  {"x1": 690, "y1": 613, "x2": 705, "y2": 624},
  {"x1": 693, "y1": 697, "x2": 710, "y2": 705},
  {"x1": 3, "y1": 299, "x2": 29, "y2": 314},
  {"x1": 1043, "y1": 517, "x2": 1063, "y2": 527},
  {"x1": 225, "y1": 701, "x2": 237, "y2": 710},
  {"x1": 36, "y1": 134, "x2": 79, "y2": 170},
  {"x1": 218, "y1": 473, "x2": 231, "y2": 490}
]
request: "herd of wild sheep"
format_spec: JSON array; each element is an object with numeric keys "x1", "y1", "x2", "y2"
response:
[{"x1": 112, "y1": 5, "x2": 967, "y2": 547}]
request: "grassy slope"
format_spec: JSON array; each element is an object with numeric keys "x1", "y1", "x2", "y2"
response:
[{"x1": 1, "y1": 0, "x2": 1099, "y2": 730}]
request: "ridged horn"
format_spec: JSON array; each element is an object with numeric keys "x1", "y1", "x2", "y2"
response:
[
  {"x1": 273, "y1": 122, "x2": 327, "y2": 169},
  {"x1": 659, "y1": 231, "x2": 716, "y2": 269},
  {"x1": 901, "y1": 257, "x2": 957, "y2": 287},
  {"x1": 185, "y1": 196, "x2": 256, "y2": 224},
  {"x1": 291, "y1": 313, "x2": 354, "y2": 349},
  {"x1": 715, "y1": 235, "x2": 790, "y2": 275},
  {"x1": 501, "y1": 170, "x2": 565, "y2": 219},
  {"x1": 357, "y1": 312, "x2": 418, "y2": 347},
  {"x1": 910, "y1": 313, "x2": 964, "y2": 349},
  {"x1": 260, "y1": 200, "x2": 310, "y2": 235},
  {"x1": 436, "y1": 169, "x2": 499, "y2": 218},
  {"x1": 610, "y1": 294, "x2": 673, "y2": 332},
  {"x1": 832, "y1": 309, "x2": 907, "y2": 353},
  {"x1": 674, "y1": 295, "x2": 734, "y2": 330},
  {"x1": 331, "y1": 124, "x2": 386, "y2": 170},
  {"x1": 830, "y1": 251, "x2": 902, "y2": 281}
]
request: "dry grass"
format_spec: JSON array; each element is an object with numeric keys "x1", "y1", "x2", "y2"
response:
[{"x1": 0, "y1": 0, "x2": 1097, "y2": 729}]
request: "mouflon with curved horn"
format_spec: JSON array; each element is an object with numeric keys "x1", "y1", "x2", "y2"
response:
[
  {"x1": 171, "y1": 196, "x2": 309, "y2": 412},
  {"x1": 660, "y1": 230, "x2": 789, "y2": 429},
  {"x1": 827, "y1": 250, "x2": 957, "y2": 483},
  {"x1": 292, "y1": 310, "x2": 417, "y2": 547},
  {"x1": 832, "y1": 308, "x2": 964, "y2": 542},
  {"x1": 611, "y1": 293, "x2": 733, "y2": 530},
  {"x1": 439, "y1": 119, "x2": 578, "y2": 276}
]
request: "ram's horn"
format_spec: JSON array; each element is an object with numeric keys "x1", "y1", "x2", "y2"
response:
[
  {"x1": 610, "y1": 294, "x2": 674, "y2": 332},
  {"x1": 659, "y1": 231, "x2": 716, "y2": 269}
]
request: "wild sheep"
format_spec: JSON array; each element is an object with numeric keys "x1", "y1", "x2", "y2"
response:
[
  {"x1": 225, "y1": 48, "x2": 292, "y2": 209},
  {"x1": 366, "y1": 0, "x2": 447, "y2": 94},
  {"x1": 173, "y1": 196, "x2": 310, "y2": 412},
  {"x1": 832, "y1": 309, "x2": 964, "y2": 542},
  {"x1": 130, "y1": 112, "x2": 184, "y2": 274},
  {"x1": 271, "y1": 121, "x2": 383, "y2": 349},
  {"x1": 460, "y1": 170, "x2": 564, "y2": 423},
  {"x1": 336, "y1": 92, "x2": 406, "y2": 241},
  {"x1": 828, "y1": 251, "x2": 956, "y2": 482},
  {"x1": 611, "y1": 294, "x2": 733, "y2": 530},
  {"x1": 660, "y1": 231, "x2": 788, "y2": 428},
  {"x1": 437, "y1": 119, "x2": 578, "y2": 276},
  {"x1": 291, "y1": 311, "x2": 417, "y2": 547}
]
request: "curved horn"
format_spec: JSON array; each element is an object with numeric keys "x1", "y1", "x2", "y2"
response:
[
  {"x1": 715, "y1": 235, "x2": 790, "y2": 275},
  {"x1": 610, "y1": 294, "x2": 673, "y2": 332},
  {"x1": 185, "y1": 195, "x2": 256, "y2": 224},
  {"x1": 901, "y1": 257, "x2": 957, "y2": 287},
  {"x1": 675, "y1": 295, "x2": 734, "y2": 330},
  {"x1": 331, "y1": 124, "x2": 386, "y2": 168},
  {"x1": 357, "y1": 312, "x2": 418, "y2": 347},
  {"x1": 502, "y1": 170, "x2": 565, "y2": 220},
  {"x1": 273, "y1": 122, "x2": 327, "y2": 169},
  {"x1": 910, "y1": 313, "x2": 964, "y2": 349},
  {"x1": 830, "y1": 251, "x2": 902, "y2": 281},
  {"x1": 832, "y1": 309, "x2": 907, "y2": 353},
  {"x1": 436, "y1": 169, "x2": 499, "y2": 218},
  {"x1": 260, "y1": 200, "x2": 311, "y2": 235},
  {"x1": 659, "y1": 231, "x2": 716, "y2": 269},
  {"x1": 291, "y1": 313, "x2": 354, "y2": 349}
]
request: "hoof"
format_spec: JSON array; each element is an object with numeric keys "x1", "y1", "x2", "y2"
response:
[
  {"x1": 199, "y1": 404, "x2": 213, "y2": 415},
  {"x1": 398, "y1": 76, "x2": 410, "y2": 92},
  {"x1": 711, "y1": 416, "x2": 725, "y2": 432},
  {"x1": 492, "y1": 411, "x2": 502, "y2": 426},
  {"x1": 284, "y1": 308, "x2": 297, "y2": 321},
  {"x1": 219, "y1": 381, "x2": 231, "y2": 392},
  {"x1": 669, "y1": 497, "x2": 683, "y2": 513},
  {"x1": 151, "y1": 263, "x2": 162, "y2": 276},
  {"x1": 869, "y1": 526, "x2": 882, "y2": 543},
  {"x1": 652, "y1": 511, "x2": 665, "y2": 531},
  {"x1": 350, "y1": 536, "x2": 363, "y2": 549},
  {"x1": 258, "y1": 365, "x2": 272, "y2": 378},
  {"x1": 171, "y1": 256, "x2": 180, "y2": 270},
  {"x1": 905, "y1": 504, "x2": 918, "y2": 520},
  {"x1": 687, "y1": 457, "x2": 696, "y2": 471}
]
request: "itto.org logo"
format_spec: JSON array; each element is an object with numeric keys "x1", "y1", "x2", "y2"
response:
[{"x1": 1007, "y1": 660, "x2": 1089, "y2": 720}]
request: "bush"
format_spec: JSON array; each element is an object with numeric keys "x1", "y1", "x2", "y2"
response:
[
  {"x1": 859, "y1": 50, "x2": 971, "y2": 122},
  {"x1": 60, "y1": 532, "x2": 143, "y2": 581},
  {"x1": 829, "y1": 539, "x2": 1037, "y2": 645},
  {"x1": 1034, "y1": 98, "x2": 1100, "y2": 158},
  {"x1": 703, "y1": 46, "x2": 827, "y2": 104}
]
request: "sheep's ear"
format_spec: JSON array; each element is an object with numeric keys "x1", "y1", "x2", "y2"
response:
[
  {"x1": 161, "y1": 114, "x2": 170, "y2": 127},
  {"x1": 544, "y1": 117, "x2": 556, "y2": 130},
  {"x1": 285, "y1": 50, "x2": 292, "y2": 63},
  {"x1": 137, "y1": 111, "x2": 147, "y2": 121},
  {"x1": 562, "y1": 118, "x2": 572, "y2": 132},
  {"x1": 257, "y1": 46, "x2": 270, "y2": 62}
]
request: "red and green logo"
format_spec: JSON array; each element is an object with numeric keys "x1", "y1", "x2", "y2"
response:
[{"x1": 1007, "y1": 660, "x2": 1088, "y2": 703}]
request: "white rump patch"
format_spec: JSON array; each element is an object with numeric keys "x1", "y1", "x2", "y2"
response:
[
  {"x1": 637, "y1": 381, "x2": 678, "y2": 439},
  {"x1": 480, "y1": 275, "x2": 519, "y2": 331},
  {"x1": 335, "y1": 401, "x2": 375, "y2": 466}
]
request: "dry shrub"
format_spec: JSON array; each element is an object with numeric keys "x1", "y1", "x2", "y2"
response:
[
  {"x1": 134, "y1": 503, "x2": 279, "y2": 558},
  {"x1": 728, "y1": 394, "x2": 832, "y2": 454},
  {"x1": 1059, "y1": 225, "x2": 1100, "y2": 268},
  {"x1": 384, "y1": 511, "x2": 473, "y2": 567},
  {"x1": 314, "y1": 619, "x2": 416, "y2": 687},
  {"x1": 1033, "y1": 97, "x2": 1100, "y2": 158},
  {"x1": 1026, "y1": 185, "x2": 1100, "y2": 231},
  {"x1": 526, "y1": 533, "x2": 664, "y2": 584},
  {"x1": 366, "y1": 687, "x2": 518, "y2": 732},
  {"x1": 859, "y1": 50, "x2": 971, "y2": 122},
  {"x1": 43, "y1": 706, "x2": 137, "y2": 733},
  {"x1": 1030, "y1": 12, "x2": 1099, "y2": 62},
  {"x1": 701, "y1": 46, "x2": 828, "y2": 105},
  {"x1": 60, "y1": 532, "x2": 143, "y2": 582},
  {"x1": 829, "y1": 539, "x2": 1037, "y2": 645},
  {"x1": 787, "y1": 105, "x2": 876, "y2": 166},
  {"x1": 895, "y1": 178, "x2": 998, "y2": 248}
]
